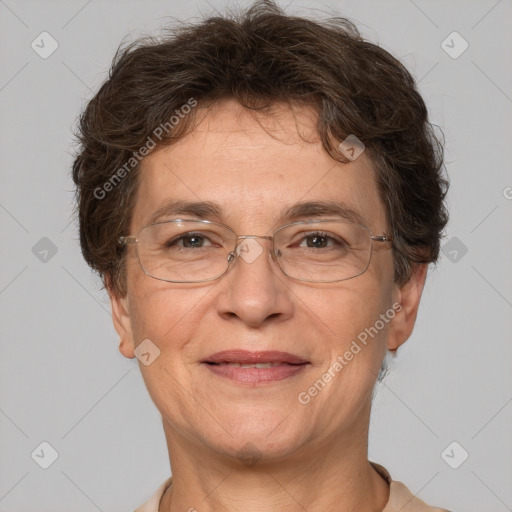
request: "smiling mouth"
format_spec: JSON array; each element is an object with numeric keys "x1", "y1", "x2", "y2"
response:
[
  {"x1": 201, "y1": 350, "x2": 310, "y2": 383},
  {"x1": 203, "y1": 349, "x2": 309, "y2": 365},
  {"x1": 206, "y1": 361, "x2": 299, "y2": 368},
  {"x1": 203, "y1": 360, "x2": 309, "y2": 384}
]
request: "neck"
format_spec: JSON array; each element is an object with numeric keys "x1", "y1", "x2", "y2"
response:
[{"x1": 158, "y1": 415, "x2": 389, "y2": 512}]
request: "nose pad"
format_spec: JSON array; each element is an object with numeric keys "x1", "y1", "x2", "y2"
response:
[
  {"x1": 236, "y1": 238, "x2": 265, "y2": 265},
  {"x1": 269, "y1": 247, "x2": 282, "y2": 266},
  {"x1": 226, "y1": 237, "x2": 279, "y2": 272}
]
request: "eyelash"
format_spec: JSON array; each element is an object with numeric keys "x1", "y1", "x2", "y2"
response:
[{"x1": 165, "y1": 231, "x2": 346, "y2": 249}]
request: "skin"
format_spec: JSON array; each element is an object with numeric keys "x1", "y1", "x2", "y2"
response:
[{"x1": 109, "y1": 98, "x2": 427, "y2": 511}]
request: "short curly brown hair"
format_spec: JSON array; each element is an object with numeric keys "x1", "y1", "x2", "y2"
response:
[{"x1": 72, "y1": 0, "x2": 448, "y2": 298}]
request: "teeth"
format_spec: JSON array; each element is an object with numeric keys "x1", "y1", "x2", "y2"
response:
[{"x1": 225, "y1": 362, "x2": 282, "y2": 368}]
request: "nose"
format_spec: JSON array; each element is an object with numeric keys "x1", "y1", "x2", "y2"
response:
[{"x1": 215, "y1": 236, "x2": 294, "y2": 327}]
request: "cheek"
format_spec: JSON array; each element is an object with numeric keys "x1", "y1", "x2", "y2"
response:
[
  {"x1": 310, "y1": 272, "x2": 391, "y2": 344},
  {"x1": 125, "y1": 253, "x2": 193, "y2": 339},
  {"x1": 301, "y1": 270, "x2": 393, "y2": 385},
  {"x1": 125, "y1": 283, "x2": 204, "y2": 414},
  {"x1": 291, "y1": 282, "x2": 393, "y2": 438},
  {"x1": 129, "y1": 287, "x2": 199, "y2": 347}
]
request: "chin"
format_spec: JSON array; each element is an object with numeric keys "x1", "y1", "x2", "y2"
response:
[{"x1": 203, "y1": 419, "x2": 309, "y2": 464}]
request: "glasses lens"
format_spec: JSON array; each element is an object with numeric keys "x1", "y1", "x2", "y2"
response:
[
  {"x1": 137, "y1": 220, "x2": 234, "y2": 282},
  {"x1": 274, "y1": 221, "x2": 371, "y2": 282}
]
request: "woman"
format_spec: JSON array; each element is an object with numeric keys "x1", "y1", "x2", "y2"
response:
[{"x1": 71, "y1": 1, "x2": 450, "y2": 510}]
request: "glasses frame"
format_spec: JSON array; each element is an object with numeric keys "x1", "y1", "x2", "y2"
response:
[{"x1": 118, "y1": 218, "x2": 393, "y2": 284}]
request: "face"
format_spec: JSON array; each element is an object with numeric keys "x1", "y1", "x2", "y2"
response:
[{"x1": 111, "y1": 98, "x2": 426, "y2": 464}]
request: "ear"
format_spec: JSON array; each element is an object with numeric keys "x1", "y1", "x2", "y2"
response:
[
  {"x1": 106, "y1": 279, "x2": 136, "y2": 359},
  {"x1": 387, "y1": 263, "x2": 428, "y2": 352}
]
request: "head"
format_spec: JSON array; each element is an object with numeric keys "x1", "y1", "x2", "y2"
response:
[{"x1": 72, "y1": 1, "x2": 448, "y2": 464}]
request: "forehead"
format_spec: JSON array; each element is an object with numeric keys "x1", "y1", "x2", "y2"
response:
[{"x1": 131, "y1": 99, "x2": 387, "y2": 233}]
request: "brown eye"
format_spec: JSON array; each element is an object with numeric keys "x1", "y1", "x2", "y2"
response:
[
  {"x1": 166, "y1": 233, "x2": 210, "y2": 248},
  {"x1": 304, "y1": 234, "x2": 329, "y2": 248},
  {"x1": 296, "y1": 232, "x2": 346, "y2": 249}
]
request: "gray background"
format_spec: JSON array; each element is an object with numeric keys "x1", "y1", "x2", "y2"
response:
[{"x1": 1, "y1": 0, "x2": 511, "y2": 511}]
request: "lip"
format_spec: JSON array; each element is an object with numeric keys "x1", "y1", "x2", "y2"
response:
[
  {"x1": 203, "y1": 350, "x2": 309, "y2": 365},
  {"x1": 202, "y1": 350, "x2": 310, "y2": 384}
]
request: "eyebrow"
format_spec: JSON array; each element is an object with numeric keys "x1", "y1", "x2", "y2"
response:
[
  {"x1": 282, "y1": 200, "x2": 365, "y2": 225},
  {"x1": 147, "y1": 200, "x2": 222, "y2": 225},
  {"x1": 145, "y1": 199, "x2": 366, "y2": 227}
]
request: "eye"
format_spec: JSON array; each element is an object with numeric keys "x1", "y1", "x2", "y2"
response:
[
  {"x1": 297, "y1": 232, "x2": 346, "y2": 249},
  {"x1": 165, "y1": 232, "x2": 216, "y2": 249}
]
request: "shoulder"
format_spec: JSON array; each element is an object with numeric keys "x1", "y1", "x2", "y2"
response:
[
  {"x1": 133, "y1": 477, "x2": 172, "y2": 512},
  {"x1": 386, "y1": 480, "x2": 452, "y2": 512},
  {"x1": 134, "y1": 469, "x2": 453, "y2": 512},
  {"x1": 371, "y1": 462, "x2": 452, "y2": 512}
]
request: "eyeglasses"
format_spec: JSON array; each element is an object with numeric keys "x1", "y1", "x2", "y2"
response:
[{"x1": 118, "y1": 219, "x2": 392, "y2": 283}]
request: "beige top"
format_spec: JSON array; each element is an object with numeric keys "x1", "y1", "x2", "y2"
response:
[{"x1": 133, "y1": 462, "x2": 451, "y2": 512}]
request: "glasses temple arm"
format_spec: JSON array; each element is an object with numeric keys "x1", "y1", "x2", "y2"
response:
[{"x1": 118, "y1": 236, "x2": 138, "y2": 245}]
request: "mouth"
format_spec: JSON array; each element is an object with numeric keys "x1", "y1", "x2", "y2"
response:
[{"x1": 202, "y1": 350, "x2": 310, "y2": 384}]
